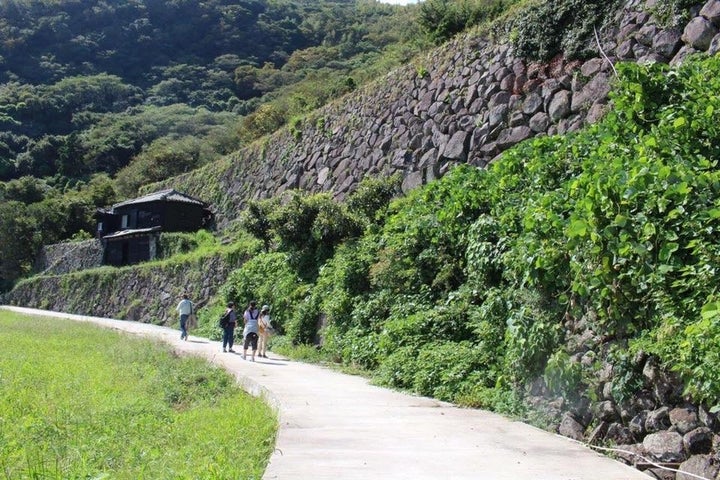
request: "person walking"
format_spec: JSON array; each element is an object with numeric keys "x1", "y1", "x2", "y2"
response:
[
  {"x1": 258, "y1": 304, "x2": 272, "y2": 358},
  {"x1": 176, "y1": 293, "x2": 194, "y2": 341},
  {"x1": 243, "y1": 301, "x2": 260, "y2": 361},
  {"x1": 221, "y1": 301, "x2": 237, "y2": 353}
]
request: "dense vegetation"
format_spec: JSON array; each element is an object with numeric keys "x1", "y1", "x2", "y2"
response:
[
  {"x1": 0, "y1": 311, "x2": 276, "y2": 479},
  {"x1": 219, "y1": 54, "x2": 720, "y2": 415},
  {"x1": 0, "y1": 0, "x2": 426, "y2": 184}
]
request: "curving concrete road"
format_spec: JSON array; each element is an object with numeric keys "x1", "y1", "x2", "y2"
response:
[{"x1": 2, "y1": 306, "x2": 649, "y2": 479}]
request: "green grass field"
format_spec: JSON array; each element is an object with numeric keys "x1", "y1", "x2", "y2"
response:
[{"x1": 0, "y1": 311, "x2": 277, "y2": 480}]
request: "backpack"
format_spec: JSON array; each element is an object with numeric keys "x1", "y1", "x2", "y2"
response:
[{"x1": 218, "y1": 311, "x2": 231, "y2": 328}]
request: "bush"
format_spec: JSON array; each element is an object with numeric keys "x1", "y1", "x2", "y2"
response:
[
  {"x1": 375, "y1": 345, "x2": 420, "y2": 390},
  {"x1": 543, "y1": 350, "x2": 584, "y2": 400},
  {"x1": 284, "y1": 289, "x2": 320, "y2": 345},
  {"x1": 502, "y1": 289, "x2": 564, "y2": 385},
  {"x1": 158, "y1": 232, "x2": 200, "y2": 258},
  {"x1": 674, "y1": 299, "x2": 720, "y2": 404}
]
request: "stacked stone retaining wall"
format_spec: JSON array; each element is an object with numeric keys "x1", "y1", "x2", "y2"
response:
[
  {"x1": 5, "y1": 254, "x2": 238, "y2": 325},
  {"x1": 164, "y1": 0, "x2": 720, "y2": 231},
  {"x1": 33, "y1": 239, "x2": 103, "y2": 275}
]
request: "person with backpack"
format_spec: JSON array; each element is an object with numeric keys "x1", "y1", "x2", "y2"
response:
[
  {"x1": 176, "y1": 293, "x2": 194, "y2": 341},
  {"x1": 242, "y1": 300, "x2": 260, "y2": 361},
  {"x1": 220, "y1": 301, "x2": 237, "y2": 353}
]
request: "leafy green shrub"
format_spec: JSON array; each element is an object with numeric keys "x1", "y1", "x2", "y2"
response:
[
  {"x1": 337, "y1": 326, "x2": 381, "y2": 370},
  {"x1": 284, "y1": 288, "x2": 320, "y2": 345},
  {"x1": 413, "y1": 341, "x2": 492, "y2": 401},
  {"x1": 503, "y1": 289, "x2": 563, "y2": 385},
  {"x1": 419, "y1": 0, "x2": 511, "y2": 44},
  {"x1": 345, "y1": 173, "x2": 402, "y2": 227},
  {"x1": 266, "y1": 191, "x2": 362, "y2": 281},
  {"x1": 375, "y1": 345, "x2": 420, "y2": 390},
  {"x1": 158, "y1": 232, "x2": 200, "y2": 258},
  {"x1": 371, "y1": 165, "x2": 487, "y2": 296},
  {"x1": 649, "y1": 0, "x2": 697, "y2": 26},
  {"x1": 311, "y1": 239, "x2": 376, "y2": 332},
  {"x1": 465, "y1": 288, "x2": 508, "y2": 376},
  {"x1": 270, "y1": 335, "x2": 325, "y2": 363},
  {"x1": 674, "y1": 300, "x2": 720, "y2": 404},
  {"x1": 377, "y1": 304, "x2": 474, "y2": 358},
  {"x1": 543, "y1": 350, "x2": 583, "y2": 400},
  {"x1": 604, "y1": 345, "x2": 645, "y2": 403},
  {"x1": 455, "y1": 383, "x2": 526, "y2": 416},
  {"x1": 241, "y1": 198, "x2": 278, "y2": 252}
]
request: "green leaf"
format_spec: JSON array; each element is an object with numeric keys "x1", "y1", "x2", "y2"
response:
[
  {"x1": 567, "y1": 219, "x2": 589, "y2": 238},
  {"x1": 673, "y1": 116, "x2": 686, "y2": 128},
  {"x1": 642, "y1": 222, "x2": 656, "y2": 238},
  {"x1": 658, "y1": 242, "x2": 679, "y2": 262},
  {"x1": 701, "y1": 301, "x2": 720, "y2": 320},
  {"x1": 707, "y1": 208, "x2": 720, "y2": 219}
]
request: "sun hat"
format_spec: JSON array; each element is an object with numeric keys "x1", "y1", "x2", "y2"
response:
[{"x1": 261, "y1": 305, "x2": 270, "y2": 312}]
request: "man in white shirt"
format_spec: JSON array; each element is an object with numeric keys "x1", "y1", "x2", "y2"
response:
[{"x1": 176, "y1": 294, "x2": 194, "y2": 341}]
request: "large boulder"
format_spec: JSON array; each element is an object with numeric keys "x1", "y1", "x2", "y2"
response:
[{"x1": 643, "y1": 431, "x2": 687, "y2": 463}]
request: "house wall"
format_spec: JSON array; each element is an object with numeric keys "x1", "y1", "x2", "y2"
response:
[
  {"x1": 163, "y1": 203, "x2": 207, "y2": 232},
  {"x1": 112, "y1": 203, "x2": 163, "y2": 231},
  {"x1": 104, "y1": 235, "x2": 157, "y2": 266}
]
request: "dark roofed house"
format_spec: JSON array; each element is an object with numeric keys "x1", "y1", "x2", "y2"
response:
[{"x1": 96, "y1": 189, "x2": 213, "y2": 266}]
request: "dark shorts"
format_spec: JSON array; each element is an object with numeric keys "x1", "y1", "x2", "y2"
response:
[{"x1": 244, "y1": 332, "x2": 258, "y2": 350}]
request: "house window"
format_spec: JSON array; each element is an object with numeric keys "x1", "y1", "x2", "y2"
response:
[{"x1": 121, "y1": 215, "x2": 128, "y2": 229}]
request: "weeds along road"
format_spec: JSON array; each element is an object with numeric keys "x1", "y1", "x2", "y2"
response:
[{"x1": 1, "y1": 306, "x2": 651, "y2": 480}]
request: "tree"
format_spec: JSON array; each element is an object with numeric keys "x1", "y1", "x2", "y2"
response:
[
  {"x1": 0, "y1": 201, "x2": 40, "y2": 291},
  {"x1": 1, "y1": 176, "x2": 46, "y2": 204}
]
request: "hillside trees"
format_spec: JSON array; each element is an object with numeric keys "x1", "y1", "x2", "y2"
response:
[
  {"x1": 0, "y1": 174, "x2": 116, "y2": 290},
  {"x1": 0, "y1": 1, "x2": 427, "y2": 185},
  {"x1": 418, "y1": 0, "x2": 512, "y2": 44}
]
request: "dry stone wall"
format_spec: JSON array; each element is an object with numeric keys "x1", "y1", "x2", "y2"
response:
[
  {"x1": 33, "y1": 239, "x2": 103, "y2": 275},
  {"x1": 6, "y1": 254, "x2": 238, "y2": 325},
  {"x1": 167, "y1": 0, "x2": 720, "y2": 231}
]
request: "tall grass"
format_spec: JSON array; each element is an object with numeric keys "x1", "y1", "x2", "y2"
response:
[{"x1": 0, "y1": 311, "x2": 276, "y2": 480}]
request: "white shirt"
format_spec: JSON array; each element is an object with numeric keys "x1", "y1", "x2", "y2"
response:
[{"x1": 176, "y1": 299, "x2": 193, "y2": 315}]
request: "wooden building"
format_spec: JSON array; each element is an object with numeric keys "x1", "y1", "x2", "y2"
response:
[{"x1": 96, "y1": 189, "x2": 213, "y2": 266}]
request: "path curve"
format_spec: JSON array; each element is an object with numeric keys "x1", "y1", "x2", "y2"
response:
[{"x1": 2, "y1": 306, "x2": 649, "y2": 480}]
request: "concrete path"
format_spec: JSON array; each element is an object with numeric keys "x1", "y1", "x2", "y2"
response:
[{"x1": 1, "y1": 306, "x2": 649, "y2": 479}]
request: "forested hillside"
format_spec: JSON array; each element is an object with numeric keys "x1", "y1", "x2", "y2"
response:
[{"x1": 0, "y1": 0, "x2": 423, "y2": 183}]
